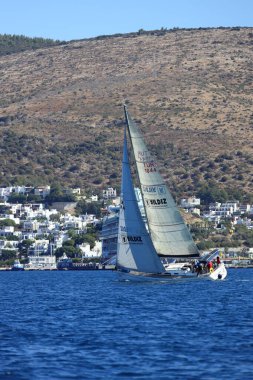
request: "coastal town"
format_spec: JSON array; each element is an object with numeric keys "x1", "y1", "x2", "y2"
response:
[
  {"x1": 0, "y1": 184, "x2": 253, "y2": 271},
  {"x1": 0, "y1": 185, "x2": 102, "y2": 271}
]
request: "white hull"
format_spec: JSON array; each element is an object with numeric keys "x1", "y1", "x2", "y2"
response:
[
  {"x1": 117, "y1": 270, "x2": 190, "y2": 282},
  {"x1": 117, "y1": 262, "x2": 227, "y2": 281},
  {"x1": 11, "y1": 260, "x2": 24, "y2": 271},
  {"x1": 164, "y1": 261, "x2": 227, "y2": 280},
  {"x1": 208, "y1": 262, "x2": 227, "y2": 280}
]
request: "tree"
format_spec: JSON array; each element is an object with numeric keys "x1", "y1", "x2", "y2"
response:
[
  {"x1": 8, "y1": 193, "x2": 27, "y2": 204},
  {"x1": 0, "y1": 205, "x2": 11, "y2": 214},
  {"x1": 74, "y1": 233, "x2": 96, "y2": 249},
  {"x1": 55, "y1": 245, "x2": 81, "y2": 258},
  {"x1": 197, "y1": 240, "x2": 215, "y2": 250},
  {"x1": 197, "y1": 183, "x2": 228, "y2": 204},
  {"x1": 63, "y1": 239, "x2": 75, "y2": 247},
  {"x1": 26, "y1": 194, "x2": 42, "y2": 203},
  {"x1": 49, "y1": 213, "x2": 61, "y2": 222},
  {"x1": 75, "y1": 199, "x2": 102, "y2": 217},
  {"x1": 45, "y1": 184, "x2": 76, "y2": 204},
  {"x1": 5, "y1": 235, "x2": 19, "y2": 241},
  {"x1": 0, "y1": 249, "x2": 16, "y2": 261},
  {"x1": 0, "y1": 219, "x2": 16, "y2": 227},
  {"x1": 18, "y1": 239, "x2": 34, "y2": 256}
]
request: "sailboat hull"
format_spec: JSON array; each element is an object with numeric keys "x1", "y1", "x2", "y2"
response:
[
  {"x1": 117, "y1": 270, "x2": 186, "y2": 282},
  {"x1": 164, "y1": 262, "x2": 227, "y2": 280},
  {"x1": 117, "y1": 262, "x2": 227, "y2": 281}
]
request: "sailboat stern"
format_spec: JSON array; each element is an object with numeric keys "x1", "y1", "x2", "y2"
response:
[{"x1": 208, "y1": 262, "x2": 227, "y2": 280}]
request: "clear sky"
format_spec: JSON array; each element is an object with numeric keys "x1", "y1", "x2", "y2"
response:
[{"x1": 1, "y1": 0, "x2": 252, "y2": 41}]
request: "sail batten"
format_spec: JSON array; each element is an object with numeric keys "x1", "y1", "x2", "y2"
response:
[{"x1": 124, "y1": 106, "x2": 199, "y2": 258}]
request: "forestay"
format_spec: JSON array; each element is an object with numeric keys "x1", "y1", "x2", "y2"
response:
[
  {"x1": 124, "y1": 106, "x2": 199, "y2": 258},
  {"x1": 116, "y1": 126, "x2": 165, "y2": 273}
]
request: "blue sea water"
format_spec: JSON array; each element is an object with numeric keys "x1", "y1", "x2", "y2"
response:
[{"x1": 0, "y1": 269, "x2": 252, "y2": 380}]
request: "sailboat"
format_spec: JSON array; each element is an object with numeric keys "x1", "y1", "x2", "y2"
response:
[{"x1": 116, "y1": 106, "x2": 227, "y2": 281}]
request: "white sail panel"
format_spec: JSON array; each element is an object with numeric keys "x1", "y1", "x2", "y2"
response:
[
  {"x1": 125, "y1": 107, "x2": 199, "y2": 257},
  {"x1": 116, "y1": 127, "x2": 165, "y2": 273}
]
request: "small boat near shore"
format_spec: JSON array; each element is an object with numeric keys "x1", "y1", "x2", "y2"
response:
[{"x1": 11, "y1": 259, "x2": 24, "y2": 271}]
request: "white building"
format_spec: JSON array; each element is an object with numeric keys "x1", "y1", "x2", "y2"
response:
[
  {"x1": 209, "y1": 202, "x2": 234, "y2": 218},
  {"x1": 26, "y1": 255, "x2": 56, "y2": 270},
  {"x1": 23, "y1": 220, "x2": 39, "y2": 232},
  {"x1": 232, "y1": 216, "x2": 253, "y2": 228},
  {"x1": 28, "y1": 239, "x2": 50, "y2": 256},
  {"x1": 238, "y1": 204, "x2": 251, "y2": 214},
  {"x1": 0, "y1": 239, "x2": 19, "y2": 253},
  {"x1": 53, "y1": 232, "x2": 69, "y2": 249},
  {"x1": 78, "y1": 240, "x2": 102, "y2": 259},
  {"x1": 103, "y1": 187, "x2": 117, "y2": 199},
  {"x1": 190, "y1": 207, "x2": 201, "y2": 216},
  {"x1": 0, "y1": 189, "x2": 11, "y2": 201},
  {"x1": 89, "y1": 194, "x2": 98, "y2": 202},
  {"x1": 21, "y1": 232, "x2": 36, "y2": 240},
  {"x1": 34, "y1": 186, "x2": 51, "y2": 198},
  {"x1": 71, "y1": 188, "x2": 81, "y2": 195},
  {"x1": 61, "y1": 215, "x2": 87, "y2": 230},
  {"x1": 0, "y1": 226, "x2": 15, "y2": 237},
  {"x1": 224, "y1": 201, "x2": 239, "y2": 212},
  {"x1": 180, "y1": 196, "x2": 201, "y2": 208}
]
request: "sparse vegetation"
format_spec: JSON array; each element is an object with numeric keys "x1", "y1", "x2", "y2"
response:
[
  {"x1": 0, "y1": 27, "x2": 252, "y2": 197},
  {"x1": 0, "y1": 34, "x2": 64, "y2": 56}
]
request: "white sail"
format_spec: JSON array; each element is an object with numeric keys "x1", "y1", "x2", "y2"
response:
[
  {"x1": 116, "y1": 126, "x2": 165, "y2": 273},
  {"x1": 124, "y1": 106, "x2": 199, "y2": 258}
]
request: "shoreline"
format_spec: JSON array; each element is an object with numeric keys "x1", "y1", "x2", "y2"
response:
[
  {"x1": 0, "y1": 265, "x2": 116, "y2": 271},
  {"x1": 0, "y1": 266, "x2": 252, "y2": 271}
]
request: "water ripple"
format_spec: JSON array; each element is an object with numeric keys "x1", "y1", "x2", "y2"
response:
[{"x1": 0, "y1": 269, "x2": 252, "y2": 379}]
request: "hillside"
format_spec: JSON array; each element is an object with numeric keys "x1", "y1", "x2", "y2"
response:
[{"x1": 0, "y1": 27, "x2": 252, "y2": 198}]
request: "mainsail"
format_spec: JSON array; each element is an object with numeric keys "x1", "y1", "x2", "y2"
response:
[
  {"x1": 116, "y1": 126, "x2": 165, "y2": 273},
  {"x1": 124, "y1": 106, "x2": 199, "y2": 258}
]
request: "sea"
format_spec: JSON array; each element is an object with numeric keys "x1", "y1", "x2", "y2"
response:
[{"x1": 0, "y1": 269, "x2": 252, "y2": 380}]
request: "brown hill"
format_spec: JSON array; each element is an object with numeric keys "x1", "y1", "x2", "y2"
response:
[{"x1": 0, "y1": 27, "x2": 252, "y2": 198}]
